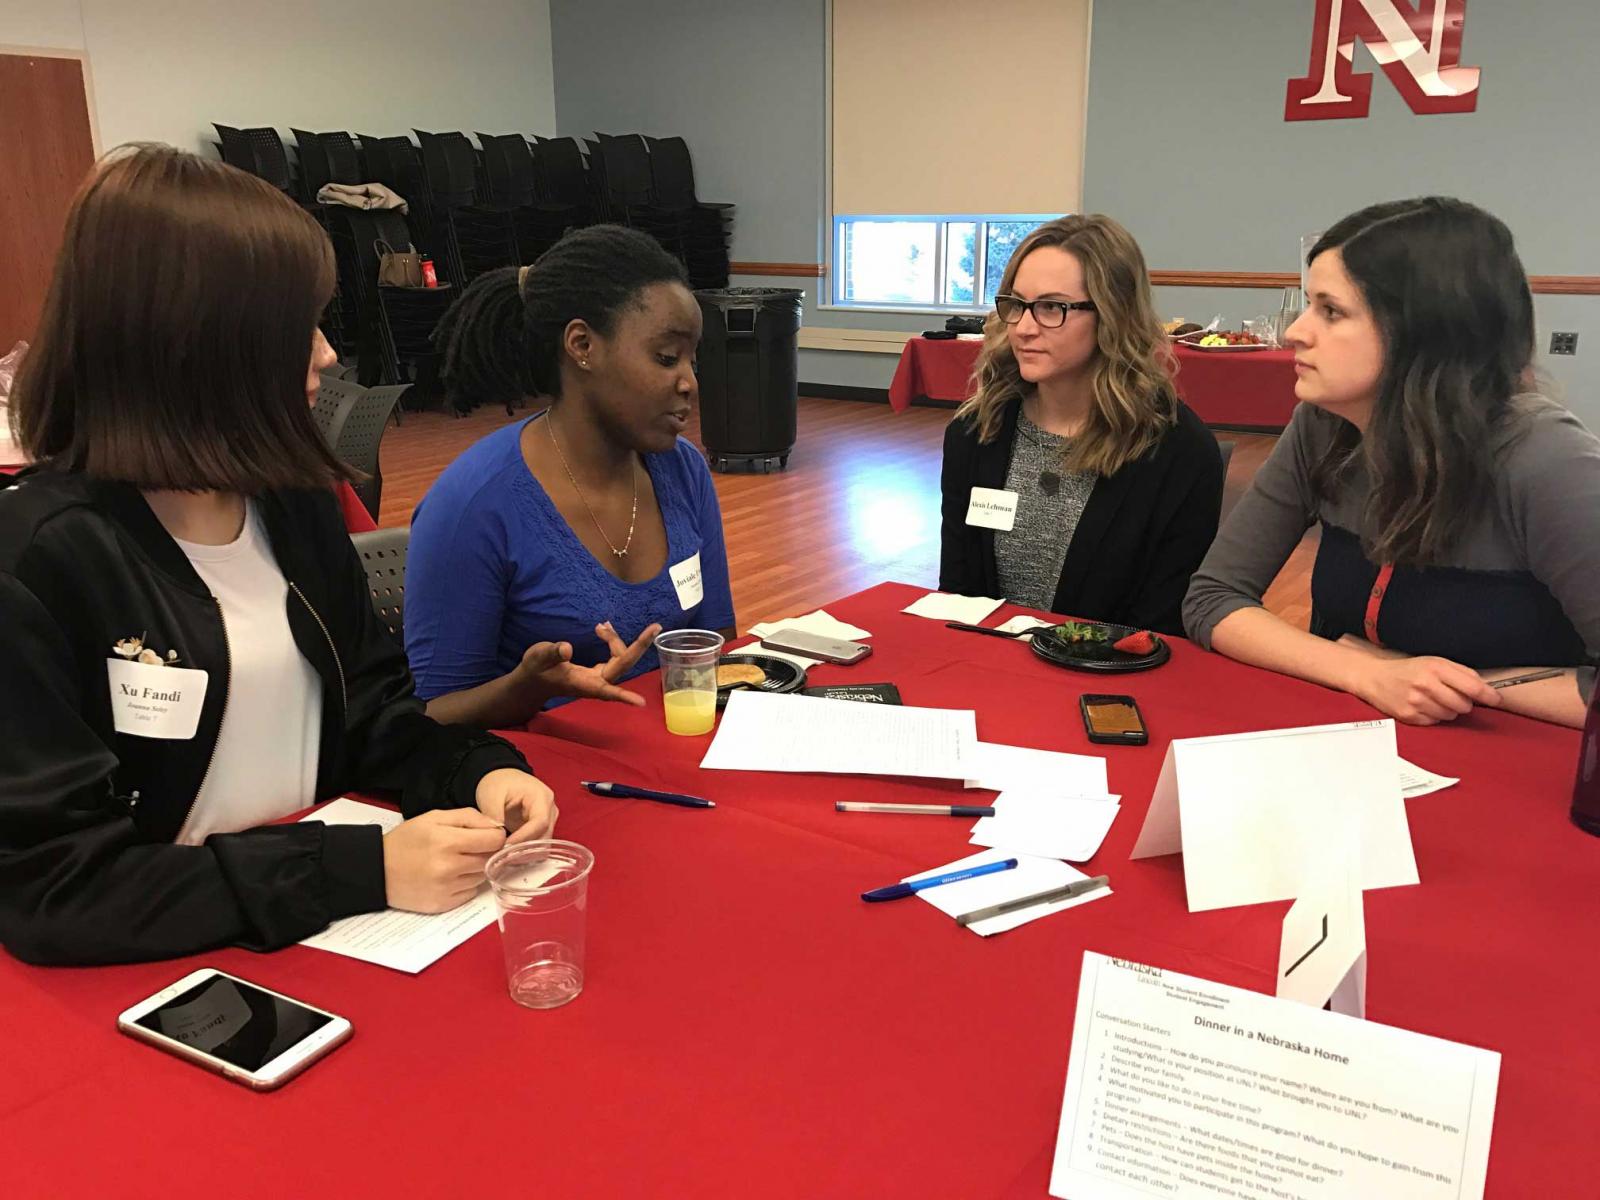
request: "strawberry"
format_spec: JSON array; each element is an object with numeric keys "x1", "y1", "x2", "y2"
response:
[{"x1": 1113, "y1": 630, "x2": 1158, "y2": 656}]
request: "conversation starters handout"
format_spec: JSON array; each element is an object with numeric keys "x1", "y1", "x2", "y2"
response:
[{"x1": 1050, "y1": 953, "x2": 1499, "y2": 1200}]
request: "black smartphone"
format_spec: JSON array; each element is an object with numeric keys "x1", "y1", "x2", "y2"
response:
[{"x1": 1079, "y1": 693, "x2": 1148, "y2": 746}]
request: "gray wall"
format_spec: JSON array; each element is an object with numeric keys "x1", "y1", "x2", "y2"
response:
[
  {"x1": 549, "y1": 0, "x2": 930, "y2": 390},
  {"x1": 550, "y1": 0, "x2": 824, "y2": 264},
  {"x1": 548, "y1": 1, "x2": 1597, "y2": 418},
  {"x1": 2, "y1": 1, "x2": 557, "y2": 155},
  {"x1": 1085, "y1": 0, "x2": 1598, "y2": 424}
]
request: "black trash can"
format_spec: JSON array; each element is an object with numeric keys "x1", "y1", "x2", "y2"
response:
[{"x1": 694, "y1": 286, "x2": 803, "y2": 473}]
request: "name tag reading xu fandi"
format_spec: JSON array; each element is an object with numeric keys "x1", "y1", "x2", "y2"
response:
[
  {"x1": 107, "y1": 659, "x2": 209, "y2": 740},
  {"x1": 966, "y1": 487, "x2": 1019, "y2": 532}
]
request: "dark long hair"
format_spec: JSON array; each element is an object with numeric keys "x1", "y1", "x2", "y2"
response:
[
  {"x1": 1307, "y1": 197, "x2": 1534, "y2": 565},
  {"x1": 433, "y1": 224, "x2": 689, "y2": 410},
  {"x1": 13, "y1": 144, "x2": 350, "y2": 490}
]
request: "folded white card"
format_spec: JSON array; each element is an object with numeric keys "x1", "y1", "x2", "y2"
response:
[
  {"x1": 963, "y1": 741, "x2": 1109, "y2": 795},
  {"x1": 1130, "y1": 720, "x2": 1419, "y2": 912},
  {"x1": 700, "y1": 689, "x2": 977, "y2": 779},
  {"x1": 969, "y1": 792, "x2": 1121, "y2": 862},
  {"x1": 906, "y1": 848, "x2": 1110, "y2": 936},
  {"x1": 1278, "y1": 845, "x2": 1367, "y2": 1018},
  {"x1": 901, "y1": 591, "x2": 1004, "y2": 624},
  {"x1": 1051, "y1": 953, "x2": 1498, "y2": 1200}
]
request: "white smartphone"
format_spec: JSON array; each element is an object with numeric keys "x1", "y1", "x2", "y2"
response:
[
  {"x1": 116, "y1": 967, "x2": 352, "y2": 1091},
  {"x1": 761, "y1": 627, "x2": 873, "y2": 665}
]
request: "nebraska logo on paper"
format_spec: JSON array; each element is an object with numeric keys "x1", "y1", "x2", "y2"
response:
[{"x1": 1285, "y1": 0, "x2": 1480, "y2": 121}]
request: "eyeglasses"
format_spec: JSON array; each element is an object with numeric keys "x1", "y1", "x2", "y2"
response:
[{"x1": 994, "y1": 294, "x2": 1097, "y2": 328}]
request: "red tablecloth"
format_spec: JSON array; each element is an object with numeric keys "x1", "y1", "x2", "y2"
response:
[
  {"x1": 3, "y1": 582, "x2": 1592, "y2": 1199},
  {"x1": 888, "y1": 337, "x2": 1301, "y2": 429}
]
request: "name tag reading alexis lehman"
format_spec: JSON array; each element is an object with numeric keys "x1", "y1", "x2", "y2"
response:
[
  {"x1": 965, "y1": 487, "x2": 1019, "y2": 532},
  {"x1": 107, "y1": 659, "x2": 209, "y2": 740}
]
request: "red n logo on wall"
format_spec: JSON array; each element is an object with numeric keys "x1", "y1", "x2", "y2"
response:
[{"x1": 1285, "y1": 0, "x2": 1479, "y2": 120}]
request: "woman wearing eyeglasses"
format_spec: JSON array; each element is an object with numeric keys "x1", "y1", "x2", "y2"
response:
[{"x1": 939, "y1": 214, "x2": 1224, "y2": 634}]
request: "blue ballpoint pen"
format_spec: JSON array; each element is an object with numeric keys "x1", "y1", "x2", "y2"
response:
[
  {"x1": 861, "y1": 858, "x2": 1019, "y2": 902},
  {"x1": 582, "y1": 781, "x2": 716, "y2": 809}
]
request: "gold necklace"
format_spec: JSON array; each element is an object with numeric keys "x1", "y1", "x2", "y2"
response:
[{"x1": 545, "y1": 412, "x2": 638, "y2": 559}]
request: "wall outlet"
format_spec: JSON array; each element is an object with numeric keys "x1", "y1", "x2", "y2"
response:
[{"x1": 1549, "y1": 331, "x2": 1578, "y2": 355}]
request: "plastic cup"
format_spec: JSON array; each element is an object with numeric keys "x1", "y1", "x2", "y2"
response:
[
  {"x1": 485, "y1": 840, "x2": 594, "y2": 1010},
  {"x1": 654, "y1": 628, "x2": 724, "y2": 736}
]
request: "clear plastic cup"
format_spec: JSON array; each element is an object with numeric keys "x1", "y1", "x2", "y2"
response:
[
  {"x1": 654, "y1": 628, "x2": 724, "y2": 736},
  {"x1": 485, "y1": 840, "x2": 594, "y2": 1010}
]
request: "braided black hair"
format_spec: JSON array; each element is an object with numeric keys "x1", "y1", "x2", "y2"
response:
[{"x1": 433, "y1": 224, "x2": 689, "y2": 411}]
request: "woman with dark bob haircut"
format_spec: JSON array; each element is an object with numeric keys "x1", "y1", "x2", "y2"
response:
[
  {"x1": 0, "y1": 145, "x2": 557, "y2": 965},
  {"x1": 1185, "y1": 197, "x2": 1600, "y2": 728}
]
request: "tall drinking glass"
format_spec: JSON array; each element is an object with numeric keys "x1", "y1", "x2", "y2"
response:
[{"x1": 655, "y1": 628, "x2": 724, "y2": 736}]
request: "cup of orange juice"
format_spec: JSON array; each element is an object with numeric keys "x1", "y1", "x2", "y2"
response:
[{"x1": 654, "y1": 629, "x2": 724, "y2": 736}]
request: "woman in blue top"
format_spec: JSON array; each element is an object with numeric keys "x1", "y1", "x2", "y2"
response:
[{"x1": 407, "y1": 225, "x2": 736, "y2": 727}]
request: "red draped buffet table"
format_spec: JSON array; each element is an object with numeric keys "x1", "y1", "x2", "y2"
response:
[
  {"x1": 888, "y1": 337, "x2": 1300, "y2": 430},
  {"x1": 3, "y1": 582, "x2": 1593, "y2": 1198}
]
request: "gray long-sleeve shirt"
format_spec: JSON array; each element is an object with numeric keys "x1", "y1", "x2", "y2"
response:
[{"x1": 1183, "y1": 396, "x2": 1600, "y2": 670}]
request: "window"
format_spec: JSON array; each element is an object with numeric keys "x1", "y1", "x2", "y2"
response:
[{"x1": 833, "y1": 214, "x2": 1060, "y2": 311}]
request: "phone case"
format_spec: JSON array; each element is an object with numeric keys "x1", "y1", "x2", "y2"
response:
[
  {"x1": 1079, "y1": 694, "x2": 1148, "y2": 746},
  {"x1": 117, "y1": 969, "x2": 351, "y2": 1090},
  {"x1": 761, "y1": 630, "x2": 872, "y2": 665}
]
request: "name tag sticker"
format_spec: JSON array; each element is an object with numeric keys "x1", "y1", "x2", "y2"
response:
[
  {"x1": 669, "y1": 552, "x2": 704, "y2": 610},
  {"x1": 966, "y1": 487, "x2": 1019, "y2": 532},
  {"x1": 107, "y1": 659, "x2": 209, "y2": 740}
]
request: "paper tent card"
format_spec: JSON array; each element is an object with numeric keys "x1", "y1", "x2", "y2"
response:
[
  {"x1": 1129, "y1": 720, "x2": 1418, "y2": 912},
  {"x1": 1277, "y1": 846, "x2": 1367, "y2": 1018}
]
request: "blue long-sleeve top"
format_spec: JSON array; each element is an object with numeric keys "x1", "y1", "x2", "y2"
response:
[{"x1": 405, "y1": 414, "x2": 735, "y2": 700}]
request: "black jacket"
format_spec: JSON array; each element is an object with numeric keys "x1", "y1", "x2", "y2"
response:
[
  {"x1": 0, "y1": 471, "x2": 530, "y2": 965},
  {"x1": 940, "y1": 399, "x2": 1223, "y2": 634}
]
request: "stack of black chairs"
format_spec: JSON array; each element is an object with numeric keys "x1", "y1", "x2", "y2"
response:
[
  {"x1": 585, "y1": 133, "x2": 733, "y2": 290},
  {"x1": 214, "y1": 124, "x2": 294, "y2": 194},
  {"x1": 286, "y1": 129, "x2": 451, "y2": 393},
  {"x1": 413, "y1": 129, "x2": 479, "y2": 286},
  {"x1": 292, "y1": 129, "x2": 363, "y2": 361},
  {"x1": 208, "y1": 123, "x2": 735, "y2": 403}
]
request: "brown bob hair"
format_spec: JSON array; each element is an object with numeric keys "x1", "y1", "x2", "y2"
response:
[{"x1": 11, "y1": 143, "x2": 351, "y2": 490}]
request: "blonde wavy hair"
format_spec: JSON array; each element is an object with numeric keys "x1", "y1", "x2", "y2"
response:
[{"x1": 955, "y1": 214, "x2": 1176, "y2": 476}]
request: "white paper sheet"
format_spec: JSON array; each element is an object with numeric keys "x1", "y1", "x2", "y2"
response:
[
  {"x1": 969, "y1": 792, "x2": 1121, "y2": 862},
  {"x1": 700, "y1": 690, "x2": 977, "y2": 779},
  {"x1": 906, "y1": 848, "x2": 1110, "y2": 936},
  {"x1": 996, "y1": 615, "x2": 1055, "y2": 639},
  {"x1": 1398, "y1": 755, "x2": 1459, "y2": 798},
  {"x1": 1130, "y1": 721, "x2": 1419, "y2": 912},
  {"x1": 963, "y1": 741, "x2": 1109, "y2": 794},
  {"x1": 746, "y1": 609, "x2": 872, "y2": 642},
  {"x1": 298, "y1": 798, "x2": 504, "y2": 974},
  {"x1": 1051, "y1": 953, "x2": 1499, "y2": 1200},
  {"x1": 901, "y1": 591, "x2": 1005, "y2": 624}
]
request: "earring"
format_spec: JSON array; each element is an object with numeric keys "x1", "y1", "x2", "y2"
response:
[{"x1": 580, "y1": 359, "x2": 590, "y2": 369}]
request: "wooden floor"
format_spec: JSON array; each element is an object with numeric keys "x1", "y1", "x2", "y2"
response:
[{"x1": 376, "y1": 396, "x2": 1315, "y2": 633}]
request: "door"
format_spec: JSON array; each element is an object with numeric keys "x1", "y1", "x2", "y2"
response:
[{"x1": 0, "y1": 52, "x2": 95, "y2": 351}]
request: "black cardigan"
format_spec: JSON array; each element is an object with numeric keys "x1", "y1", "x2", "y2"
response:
[
  {"x1": 939, "y1": 398, "x2": 1223, "y2": 634},
  {"x1": 0, "y1": 470, "x2": 531, "y2": 965}
]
